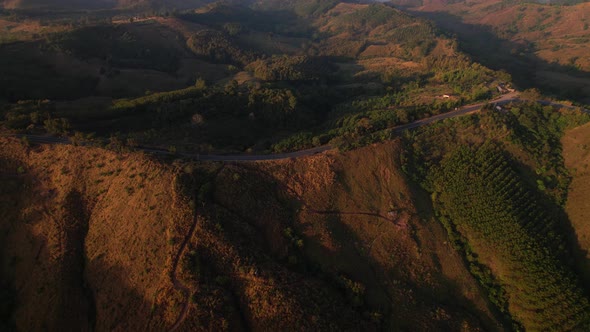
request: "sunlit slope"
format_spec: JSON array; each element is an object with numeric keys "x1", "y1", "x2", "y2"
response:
[
  {"x1": 0, "y1": 137, "x2": 502, "y2": 330},
  {"x1": 563, "y1": 122, "x2": 590, "y2": 275}
]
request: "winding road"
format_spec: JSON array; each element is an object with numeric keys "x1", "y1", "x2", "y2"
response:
[
  {"x1": 5, "y1": 92, "x2": 587, "y2": 331},
  {"x1": 390, "y1": 91, "x2": 518, "y2": 131},
  {"x1": 5, "y1": 92, "x2": 589, "y2": 162}
]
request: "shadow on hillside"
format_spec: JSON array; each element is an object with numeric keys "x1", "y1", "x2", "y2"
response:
[
  {"x1": 341, "y1": 220, "x2": 501, "y2": 331},
  {"x1": 178, "y1": 6, "x2": 315, "y2": 39},
  {"x1": 510, "y1": 158, "x2": 590, "y2": 295},
  {"x1": 86, "y1": 259, "x2": 164, "y2": 331},
  {"x1": 0, "y1": 173, "x2": 166, "y2": 330},
  {"x1": 558, "y1": 206, "x2": 590, "y2": 296},
  {"x1": 226, "y1": 161, "x2": 504, "y2": 330},
  {"x1": 206, "y1": 164, "x2": 380, "y2": 330},
  {"x1": 0, "y1": 167, "x2": 23, "y2": 332},
  {"x1": 405, "y1": 10, "x2": 590, "y2": 102},
  {"x1": 50, "y1": 190, "x2": 96, "y2": 330}
]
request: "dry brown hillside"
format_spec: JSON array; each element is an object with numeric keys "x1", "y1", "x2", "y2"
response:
[
  {"x1": 257, "y1": 140, "x2": 503, "y2": 330},
  {"x1": 402, "y1": 0, "x2": 590, "y2": 99},
  {"x1": 0, "y1": 137, "x2": 193, "y2": 331},
  {"x1": 0, "y1": 137, "x2": 504, "y2": 330},
  {"x1": 563, "y1": 122, "x2": 590, "y2": 277},
  {"x1": 414, "y1": 0, "x2": 590, "y2": 70}
]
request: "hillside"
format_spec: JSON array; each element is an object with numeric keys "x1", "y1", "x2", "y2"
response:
[
  {"x1": 0, "y1": 19, "x2": 231, "y2": 100},
  {"x1": 0, "y1": 0, "x2": 121, "y2": 10},
  {"x1": 402, "y1": 101, "x2": 590, "y2": 330},
  {"x1": 390, "y1": 0, "x2": 590, "y2": 101},
  {"x1": 0, "y1": 136, "x2": 503, "y2": 330},
  {"x1": 563, "y1": 122, "x2": 590, "y2": 278},
  {"x1": 0, "y1": 137, "x2": 193, "y2": 331},
  {"x1": 4, "y1": 1, "x2": 590, "y2": 330},
  {"x1": 4, "y1": 96, "x2": 590, "y2": 330}
]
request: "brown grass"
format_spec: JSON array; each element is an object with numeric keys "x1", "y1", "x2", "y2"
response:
[
  {"x1": 258, "y1": 140, "x2": 502, "y2": 331},
  {"x1": 0, "y1": 137, "x2": 192, "y2": 331},
  {"x1": 0, "y1": 18, "x2": 69, "y2": 40},
  {"x1": 563, "y1": 122, "x2": 590, "y2": 269},
  {"x1": 416, "y1": 0, "x2": 590, "y2": 72},
  {"x1": 0, "y1": 137, "x2": 504, "y2": 330}
]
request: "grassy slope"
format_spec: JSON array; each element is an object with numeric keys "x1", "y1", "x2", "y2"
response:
[
  {"x1": 0, "y1": 137, "x2": 502, "y2": 330},
  {"x1": 0, "y1": 137, "x2": 193, "y2": 331},
  {"x1": 431, "y1": 145, "x2": 589, "y2": 330},
  {"x1": 414, "y1": 0, "x2": 590, "y2": 68},
  {"x1": 563, "y1": 122, "x2": 590, "y2": 276},
  {"x1": 208, "y1": 140, "x2": 502, "y2": 330}
]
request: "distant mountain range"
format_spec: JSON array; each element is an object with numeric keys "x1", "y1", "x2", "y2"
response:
[
  {"x1": 1, "y1": 0, "x2": 114, "y2": 9},
  {"x1": 0, "y1": 0, "x2": 217, "y2": 10},
  {"x1": 0, "y1": 0, "x2": 351, "y2": 11}
]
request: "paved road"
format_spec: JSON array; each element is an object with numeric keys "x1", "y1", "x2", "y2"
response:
[
  {"x1": 5, "y1": 134, "x2": 334, "y2": 161},
  {"x1": 5, "y1": 92, "x2": 588, "y2": 162},
  {"x1": 184, "y1": 145, "x2": 333, "y2": 161},
  {"x1": 390, "y1": 91, "x2": 519, "y2": 132}
]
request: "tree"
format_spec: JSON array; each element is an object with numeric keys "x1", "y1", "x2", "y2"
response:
[
  {"x1": 224, "y1": 80, "x2": 238, "y2": 95},
  {"x1": 520, "y1": 88, "x2": 542, "y2": 101},
  {"x1": 195, "y1": 78, "x2": 207, "y2": 90}
]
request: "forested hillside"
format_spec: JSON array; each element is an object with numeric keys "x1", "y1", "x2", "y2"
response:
[{"x1": 404, "y1": 101, "x2": 590, "y2": 330}]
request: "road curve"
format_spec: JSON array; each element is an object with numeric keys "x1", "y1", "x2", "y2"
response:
[{"x1": 5, "y1": 92, "x2": 588, "y2": 162}]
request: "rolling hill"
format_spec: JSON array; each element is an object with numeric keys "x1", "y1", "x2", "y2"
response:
[{"x1": 0, "y1": 0, "x2": 224, "y2": 11}]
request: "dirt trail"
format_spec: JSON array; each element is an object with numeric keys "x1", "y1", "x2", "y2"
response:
[
  {"x1": 168, "y1": 204, "x2": 199, "y2": 332},
  {"x1": 168, "y1": 167, "x2": 225, "y2": 331},
  {"x1": 305, "y1": 208, "x2": 405, "y2": 228}
]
